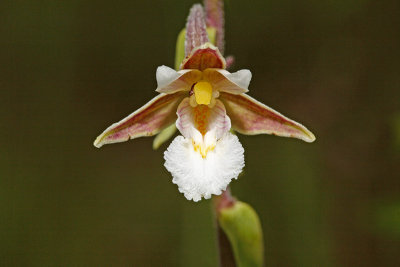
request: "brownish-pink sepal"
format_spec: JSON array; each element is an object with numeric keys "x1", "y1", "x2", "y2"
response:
[
  {"x1": 204, "y1": 0, "x2": 225, "y2": 54},
  {"x1": 94, "y1": 92, "x2": 185, "y2": 148},
  {"x1": 181, "y1": 42, "x2": 226, "y2": 71},
  {"x1": 185, "y1": 4, "x2": 209, "y2": 57},
  {"x1": 220, "y1": 92, "x2": 316, "y2": 143}
]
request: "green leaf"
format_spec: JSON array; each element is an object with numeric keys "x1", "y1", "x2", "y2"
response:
[
  {"x1": 218, "y1": 201, "x2": 264, "y2": 267},
  {"x1": 206, "y1": 27, "x2": 217, "y2": 46},
  {"x1": 152, "y1": 123, "x2": 177, "y2": 150},
  {"x1": 175, "y1": 29, "x2": 186, "y2": 70}
]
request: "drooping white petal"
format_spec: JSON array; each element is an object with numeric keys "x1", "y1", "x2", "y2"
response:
[
  {"x1": 203, "y1": 68, "x2": 252, "y2": 94},
  {"x1": 164, "y1": 132, "x2": 244, "y2": 202},
  {"x1": 175, "y1": 97, "x2": 231, "y2": 140},
  {"x1": 206, "y1": 100, "x2": 231, "y2": 139},
  {"x1": 175, "y1": 97, "x2": 197, "y2": 139},
  {"x1": 156, "y1": 65, "x2": 202, "y2": 94}
]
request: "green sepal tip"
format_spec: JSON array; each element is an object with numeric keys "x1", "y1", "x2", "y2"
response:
[{"x1": 152, "y1": 123, "x2": 177, "y2": 150}]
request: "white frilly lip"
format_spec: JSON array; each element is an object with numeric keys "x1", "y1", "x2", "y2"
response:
[{"x1": 164, "y1": 132, "x2": 244, "y2": 201}]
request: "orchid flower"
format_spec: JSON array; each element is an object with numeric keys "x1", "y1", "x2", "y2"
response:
[{"x1": 93, "y1": 4, "x2": 315, "y2": 202}]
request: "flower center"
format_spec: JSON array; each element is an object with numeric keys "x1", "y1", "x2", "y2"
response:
[
  {"x1": 193, "y1": 81, "x2": 212, "y2": 105},
  {"x1": 188, "y1": 81, "x2": 220, "y2": 158},
  {"x1": 191, "y1": 104, "x2": 216, "y2": 158}
]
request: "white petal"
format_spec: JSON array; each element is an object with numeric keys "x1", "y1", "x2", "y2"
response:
[
  {"x1": 203, "y1": 68, "x2": 252, "y2": 94},
  {"x1": 207, "y1": 100, "x2": 231, "y2": 140},
  {"x1": 164, "y1": 132, "x2": 245, "y2": 202},
  {"x1": 175, "y1": 98, "x2": 231, "y2": 140},
  {"x1": 156, "y1": 65, "x2": 202, "y2": 94},
  {"x1": 175, "y1": 97, "x2": 197, "y2": 139}
]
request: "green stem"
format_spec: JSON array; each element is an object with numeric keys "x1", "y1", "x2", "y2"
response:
[{"x1": 214, "y1": 188, "x2": 236, "y2": 267}]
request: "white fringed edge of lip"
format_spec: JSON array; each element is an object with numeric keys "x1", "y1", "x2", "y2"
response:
[{"x1": 164, "y1": 132, "x2": 244, "y2": 202}]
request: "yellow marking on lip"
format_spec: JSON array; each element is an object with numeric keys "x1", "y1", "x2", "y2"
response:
[{"x1": 192, "y1": 140, "x2": 215, "y2": 158}]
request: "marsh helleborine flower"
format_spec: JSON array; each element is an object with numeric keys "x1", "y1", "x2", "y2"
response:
[{"x1": 93, "y1": 4, "x2": 315, "y2": 202}]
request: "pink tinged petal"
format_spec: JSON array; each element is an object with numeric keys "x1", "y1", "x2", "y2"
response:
[
  {"x1": 94, "y1": 92, "x2": 185, "y2": 148},
  {"x1": 203, "y1": 68, "x2": 251, "y2": 94},
  {"x1": 206, "y1": 99, "x2": 231, "y2": 139},
  {"x1": 185, "y1": 4, "x2": 209, "y2": 57},
  {"x1": 156, "y1": 66, "x2": 202, "y2": 94},
  {"x1": 220, "y1": 92, "x2": 316, "y2": 143},
  {"x1": 204, "y1": 0, "x2": 225, "y2": 54},
  {"x1": 175, "y1": 98, "x2": 231, "y2": 140},
  {"x1": 181, "y1": 43, "x2": 226, "y2": 71},
  {"x1": 175, "y1": 97, "x2": 199, "y2": 139}
]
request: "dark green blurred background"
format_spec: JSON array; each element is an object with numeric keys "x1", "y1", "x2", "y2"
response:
[{"x1": 1, "y1": 0, "x2": 399, "y2": 266}]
